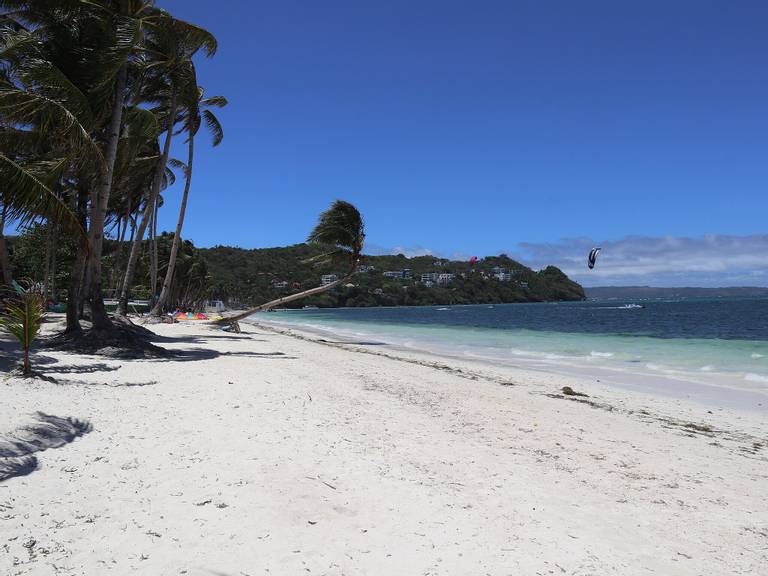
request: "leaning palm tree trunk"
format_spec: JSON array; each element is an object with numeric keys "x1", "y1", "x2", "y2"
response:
[
  {"x1": 215, "y1": 200, "x2": 365, "y2": 326},
  {"x1": 214, "y1": 267, "x2": 358, "y2": 326},
  {"x1": 150, "y1": 134, "x2": 195, "y2": 316},
  {"x1": 87, "y1": 63, "x2": 129, "y2": 330},
  {"x1": 118, "y1": 92, "x2": 178, "y2": 316}
]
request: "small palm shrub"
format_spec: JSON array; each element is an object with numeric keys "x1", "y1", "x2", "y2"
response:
[{"x1": 0, "y1": 292, "x2": 46, "y2": 375}]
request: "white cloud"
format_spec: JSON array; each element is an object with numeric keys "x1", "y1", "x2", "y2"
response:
[{"x1": 366, "y1": 244, "x2": 434, "y2": 258}]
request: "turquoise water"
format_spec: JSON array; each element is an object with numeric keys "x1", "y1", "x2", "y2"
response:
[{"x1": 253, "y1": 299, "x2": 768, "y2": 406}]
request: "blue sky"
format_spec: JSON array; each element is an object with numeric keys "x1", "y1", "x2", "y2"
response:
[{"x1": 158, "y1": 0, "x2": 768, "y2": 286}]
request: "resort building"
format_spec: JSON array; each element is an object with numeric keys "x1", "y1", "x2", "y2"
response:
[
  {"x1": 437, "y1": 273, "x2": 454, "y2": 285},
  {"x1": 272, "y1": 280, "x2": 289, "y2": 289},
  {"x1": 421, "y1": 272, "x2": 439, "y2": 283},
  {"x1": 358, "y1": 265, "x2": 375, "y2": 273},
  {"x1": 383, "y1": 269, "x2": 412, "y2": 279},
  {"x1": 320, "y1": 274, "x2": 338, "y2": 286}
]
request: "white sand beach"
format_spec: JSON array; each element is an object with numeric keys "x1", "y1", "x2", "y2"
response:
[{"x1": 1, "y1": 319, "x2": 766, "y2": 575}]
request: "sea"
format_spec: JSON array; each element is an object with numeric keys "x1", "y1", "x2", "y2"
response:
[{"x1": 251, "y1": 298, "x2": 768, "y2": 411}]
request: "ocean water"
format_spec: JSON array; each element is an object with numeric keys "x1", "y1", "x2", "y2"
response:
[{"x1": 252, "y1": 299, "x2": 768, "y2": 408}]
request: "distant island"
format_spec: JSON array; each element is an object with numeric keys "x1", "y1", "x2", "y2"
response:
[
  {"x1": 585, "y1": 286, "x2": 768, "y2": 299},
  {"x1": 201, "y1": 244, "x2": 585, "y2": 308}
]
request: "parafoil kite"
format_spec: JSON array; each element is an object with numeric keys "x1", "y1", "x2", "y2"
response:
[
  {"x1": 587, "y1": 247, "x2": 601, "y2": 269},
  {"x1": 469, "y1": 256, "x2": 478, "y2": 265}
]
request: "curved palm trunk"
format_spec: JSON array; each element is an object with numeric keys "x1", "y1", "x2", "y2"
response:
[
  {"x1": 214, "y1": 263, "x2": 359, "y2": 326},
  {"x1": 87, "y1": 63, "x2": 129, "y2": 330},
  {"x1": 0, "y1": 205, "x2": 13, "y2": 286},
  {"x1": 150, "y1": 134, "x2": 194, "y2": 316},
  {"x1": 149, "y1": 198, "x2": 157, "y2": 303},
  {"x1": 118, "y1": 91, "x2": 178, "y2": 316}
]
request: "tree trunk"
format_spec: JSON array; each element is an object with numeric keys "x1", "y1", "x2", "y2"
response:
[
  {"x1": 118, "y1": 91, "x2": 178, "y2": 315},
  {"x1": 0, "y1": 205, "x2": 13, "y2": 286},
  {"x1": 65, "y1": 187, "x2": 89, "y2": 333},
  {"x1": 150, "y1": 196, "x2": 159, "y2": 303},
  {"x1": 43, "y1": 224, "x2": 52, "y2": 302},
  {"x1": 87, "y1": 62, "x2": 129, "y2": 330},
  {"x1": 214, "y1": 264, "x2": 359, "y2": 326},
  {"x1": 150, "y1": 134, "x2": 194, "y2": 316},
  {"x1": 50, "y1": 226, "x2": 57, "y2": 302}
]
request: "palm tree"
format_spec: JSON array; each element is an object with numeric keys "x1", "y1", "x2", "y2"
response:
[
  {"x1": 0, "y1": 289, "x2": 45, "y2": 375},
  {"x1": 149, "y1": 85, "x2": 226, "y2": 317},
  {"x1": 0, "y1": 0, "x2": 161, "y2": 332},
  {"x1": 215, "y1": 200, "x2": 365, "y2": 326},
  {"x1": 117, "y1": 14, "x2": 216, "y2": 316}
]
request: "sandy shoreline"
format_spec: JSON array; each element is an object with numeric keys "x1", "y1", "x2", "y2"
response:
[{"x1": 1, "y1": 319, "x2": 766, "y2": 575}]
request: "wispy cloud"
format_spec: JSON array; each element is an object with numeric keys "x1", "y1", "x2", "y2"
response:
[
  {"x1": 513, "y1": 235, "x2": 768, "y2": 287},
  {"x1": 366, "y1": 244, "x2": 434, "y2": 258}
]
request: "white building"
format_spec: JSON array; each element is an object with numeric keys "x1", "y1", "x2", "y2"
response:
[
  {"x1": 383, "y1": 269, "x2": 412, "y2": 279},
  {"x1": 437, "y1": 273, "x2": 454, "y2": 285},
  {"x1": 272, "y1": 280, "x2": 289, "y2": 289},
  {"x1": 321, "y1": 274, "x2": 338, "y2": 286},
  {"x1": 494, "y1": 272, "x2": 512, "y2": 282},
  {"x1": 204, "y1": 300, "x2": 226, "y2": 314},
  {"x1": 358, "y1": 265, "x2": 375, "y2": 273},
  {"x1": 421, "y1": 272, "x2": 439, "y2": 283}
]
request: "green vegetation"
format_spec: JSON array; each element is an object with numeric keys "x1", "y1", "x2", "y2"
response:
[
  {"x1": 0, "y1": 1, "x2": 225, "y2": 351},
  {"x1": 200, "y1": 246, "x2": 585, "y2": 308},
  {"x1": 0, "y1": 289, "x2": 45, "y2": 374}
]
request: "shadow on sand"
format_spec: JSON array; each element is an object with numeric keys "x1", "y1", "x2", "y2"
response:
[
  {"x1": 0, "y1": 412, "x2": 93, "y2": 482},
  {"x1": 167, "y1": 349, "x2": 299, "y2": 362}
]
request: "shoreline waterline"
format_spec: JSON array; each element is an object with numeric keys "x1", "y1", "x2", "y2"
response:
[{"x1": 247, "y1": 301, "x2": 768, "y2": 412}]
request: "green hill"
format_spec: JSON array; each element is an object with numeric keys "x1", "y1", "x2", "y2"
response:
[{"x1": 200, "y1": 244, "x2": 585, "y2": 308}]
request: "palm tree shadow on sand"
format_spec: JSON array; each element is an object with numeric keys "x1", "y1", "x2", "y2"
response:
[{"x1": 0, "y1": 412, "x2": 93, "y2": 482}]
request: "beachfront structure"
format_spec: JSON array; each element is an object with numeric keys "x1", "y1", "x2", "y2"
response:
[
  {"x1": 321, "y1": 274, "x2": 338, "y2": 286},
  {"x1": 383, "y1": 269, "x2": 412, "y2": 279},
  {"x1": 204, "y1": 300, "x2": 226, "y2": 314},
  {"x1": 437, "y1": 273, "x2": 454, "y2": 285}
]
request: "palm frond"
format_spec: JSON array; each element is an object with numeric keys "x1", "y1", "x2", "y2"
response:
[
  {"x1": 201, "y1": 108, "x2": 222, "y2": 146},
  {"x1": 0, "y1": 152, "x2": 84, "y2": 237},
  {"x1": 307, "y1": 200, "x2": 365, "y2": 257}
]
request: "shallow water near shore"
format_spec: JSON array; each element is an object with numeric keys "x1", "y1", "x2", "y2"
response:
[{"x1": 252, "y1": 298, "x2": 768, "y2": 410}]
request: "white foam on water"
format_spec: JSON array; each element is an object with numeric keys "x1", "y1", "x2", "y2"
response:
[
  {"x1": 752, "y1": 353, "x2": 765, "y2": 359},
  {"x1": 590, "y1": 351, "x2": 614, "y2": 358},
  {"x1": 744, "y1": 373, "x2": 768, "y2": 384},
  {"x1": 700, "y1": 365, "x2": 715, "y2": 372}
]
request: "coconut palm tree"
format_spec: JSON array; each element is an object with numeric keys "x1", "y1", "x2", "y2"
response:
[
  {"x1": 215, "y1": 200, "x2": 365, "y2": 326},
  {"x1": 149, "y1": 84, "x2": 226, "y2": 317},
  {"x1": 0, "y1": 0, "x2": 161, "y2": 331},
  {"x1": 117, "y1": 14, "x2": 216, "y2": 316}
]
